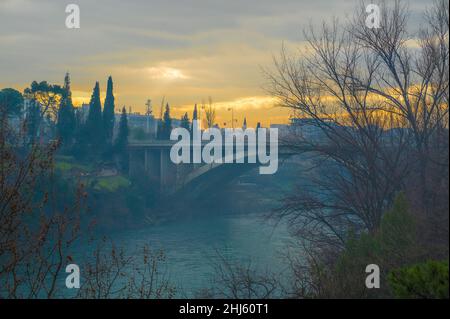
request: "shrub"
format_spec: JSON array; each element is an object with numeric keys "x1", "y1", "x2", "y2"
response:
[{"x1": 388, "y1": 260, "x2": 449, "y2": 299}]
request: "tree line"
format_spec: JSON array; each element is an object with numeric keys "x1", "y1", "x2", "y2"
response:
[{"x1": 0, "y1": 74, "x2": 130, "y2": 170}]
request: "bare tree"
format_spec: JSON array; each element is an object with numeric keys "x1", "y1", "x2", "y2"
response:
[
  {"x1": 350, "y1": 0, "x2": 449, "y2": 217},
  {"x1": 77, "y1": 240, "x2": 175, "y2": 299},
  {"x1": 198, "y1": 250, "x2": 281, "y2": 299},
  {"x1": 0, "y1": 104, "x2": 84, "y2": 298},
  {"x1": 1, "y1": 98, "x2": 176, "y2": 299},
  {"x1": 203, "y1": 97, "x2": 217, "y2": 128},
  {"x1": 266, "y1": 0, "x2": 448, "y2": 250}
]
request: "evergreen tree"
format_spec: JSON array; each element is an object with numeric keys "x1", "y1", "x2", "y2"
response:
[
  {"x1": 72, "y1": 108, "x2": 88, "y2": 159},
  {"x1": 161, "y1": 103, "x2": 172, "y2": 139},
  {"x1": 57, "y1": 73, "x2": 76, "y2": 146},
  {"x1": 86, "y1": 82, "x2": 103, "y2": 150},
  {"x1": 180, "y1": 112, "x2": 190, "y2": 130},
  {"x1": 192, "y1": 104, "x2": 198, "y2": 121},
  {"x1": 0, "y1": 88, "x2": 23, "y2": 118},
  {"x1": 191, "y1": 103, "x2": 198, "y2": 133},
  {"x1": 103, "y1": 76, "x2": 115, "y2": 144},
  {"x1": 115, "y1": 107, "x2": 129, "y2": 171}
]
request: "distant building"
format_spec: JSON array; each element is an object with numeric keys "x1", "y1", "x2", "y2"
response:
[
  {"x1": 269, "y1": 124, "x2": 291, "y2": 137},
  {"x1": 289, "y1": 118, "x2": 323, "y2": 140},
  {"x1": 116, "y1": 111, "x2": 159, "y2": 139},
  {"x1": 270, "y1": 118, "x2": 328, "y2": 141}
]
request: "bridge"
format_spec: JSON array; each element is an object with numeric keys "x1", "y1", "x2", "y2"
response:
[{"x1": 128, "y1": 139, "x2": 298, "y2": 194}]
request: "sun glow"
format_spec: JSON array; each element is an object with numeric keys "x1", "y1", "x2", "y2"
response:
[{"x1": 146, "y1": 67, "x2": 189, "y2": 80}]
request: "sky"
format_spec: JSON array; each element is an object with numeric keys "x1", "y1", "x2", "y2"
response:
[{"x1": 0, "y1": 0, "x2": 428, "y2": 127}]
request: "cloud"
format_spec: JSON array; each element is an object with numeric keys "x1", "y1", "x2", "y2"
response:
[
  {"x1": 0, "y1": 0, "x2": 431, "y2": 125},
  {"x1": 146, "y1": 67, "x2": 190, "y2": 80}
]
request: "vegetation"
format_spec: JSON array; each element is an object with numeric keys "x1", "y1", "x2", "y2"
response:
[
  {"x1": 103, "y1": 76, "x2": 115, "y2": 144},
  {"x1": 180, "y1": 112, "x2": 190, "y2": 130},
  {"x1": 0, "y1": 88, "x2": 23, "y2": 117},
  {"x1": 0, "y1": 0, "x2": 447, "y2": 300},
  {"x1": 304, "y1": 194, "x2": 422, "y2": 298},
  {"x1": 91, "y1": 175, "x2": 130, "y2": 192},
  {"x1": 57, "y1": 73, "x2": 76, "y2": 146},
  {"x1": 203, "y1": 97, "x2": 216, "y2": 128},
  {"x1": 0, "y1": 82, "x2": 173, "y2": 299},
  {"x1": 266, "y1": 0, "x2": 449, "y2": 299},
  {"x1": 388, "y1": 261, "x2": 449, "y2": 299},
  {"x1": 159, "y1": 102, "x2": 172, "y2": 139},
  {"x1": 85, "y1": 82, "x2": 104, "y2": 152}
]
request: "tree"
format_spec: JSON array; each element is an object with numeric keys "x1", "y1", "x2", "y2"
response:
[
  {"x1": 204, "y1": 97, "x2": 216, "y2": 128},
  {"x1": 0, "y1": 102, "x2": 83, "y2": 298},
  {"x1": 24, "y1": 81, "x2": 63, "y2": 121},
  {"x1": 350, "y1": 0, "x2": 449, "y2": 220},
  {"x1": 77, "y1": 242, "x2": 175, "y2": 298},
  {"x1": 57, "y1": 73, "x2": 76, "y2": 146},
  {"x1": 291, "y1": 194, "x2": 421, "y2": 298},
  {"x1": 160, "y1": 103, "x2": 172, "y2": 139},
  {"x1": 191, "y1": 104, "x2": 198, "y2": 133},
  {"x1": 25, "y1": 100, "x2": 41, "y2": 143},
  {"x1": 266, "y1": 0, "x2": 448, "y2": 299},
  {"x1": 23, "y1": 81, "x2": 63, "y2": 141},
  {"x1": 266, "y1": 0, "x2": 448, "y2": 249},
  {"x1": 86, "y1": 82, "x2": 104, "y2": 151},
  {"x1": 103, "y1": 76, "x2": 115, "y2": 144},
  {"x1": 180, "y1": 112, "x2": 190, "y2": 130},
  {"x1": 193, "y1": 104, "x2": 198, "y2": 121},
  {"x1": 0, "y1": 88, "x2": 23, "y2": 118},
  {"x1": 115, "y1": 107, "x2": 129, "y2": 171},
  {"x1": 0, "y1": 103, "x2": 175, "y2": 298},
  {"x1": 388, "y1": 260, "x2": 449, "y2": 299}
]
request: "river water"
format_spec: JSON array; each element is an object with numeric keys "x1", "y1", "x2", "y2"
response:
[
  {"x1": 110, "y1": 212, "x2": 292, "y2": 297},
  {"x1": 68, "y1": 161, "x2": 306, "y2": 298}
]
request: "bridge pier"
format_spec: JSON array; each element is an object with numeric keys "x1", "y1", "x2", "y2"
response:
[
  {"x1": 144, "y1": 149, "x2": 161, "y2": 184},
  {"x1": 160, "y1": 149, "x2": 177, "y2": 193}
]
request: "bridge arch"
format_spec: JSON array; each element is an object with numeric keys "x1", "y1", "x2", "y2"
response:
[{"x1": 128, "y1": 140, "x2": 295, "y2": 194}]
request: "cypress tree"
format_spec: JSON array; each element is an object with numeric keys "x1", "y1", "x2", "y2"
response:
[
  {"x1": 191, "y1": 103, "x2": 198, "y2": 133},
  {"x1": 161, "y1": 103, "x2": 172, "y2": 139},
  {"x1": 180, "y1": 112, "x2": 190, "y2": 130},
  {"x1": 103, "y1": 76, "x2": 115, "y2": 144},
  {"x1": 57, "y1": 73, "x2": 76, "y2": 146},
  {"x1": 86, "y1": 81, "x2": 103, "y2": 149},
  {"x1": 192, "y1": 104, "x2": 198, "y2": 121}
]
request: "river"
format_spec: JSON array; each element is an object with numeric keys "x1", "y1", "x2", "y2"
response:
[
  {"x1": 69, "y1": 161, "x2": 305, "y2": 298},
  {"x1": 104, "y1": 211, "x2": 292, "y2": 297}
]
